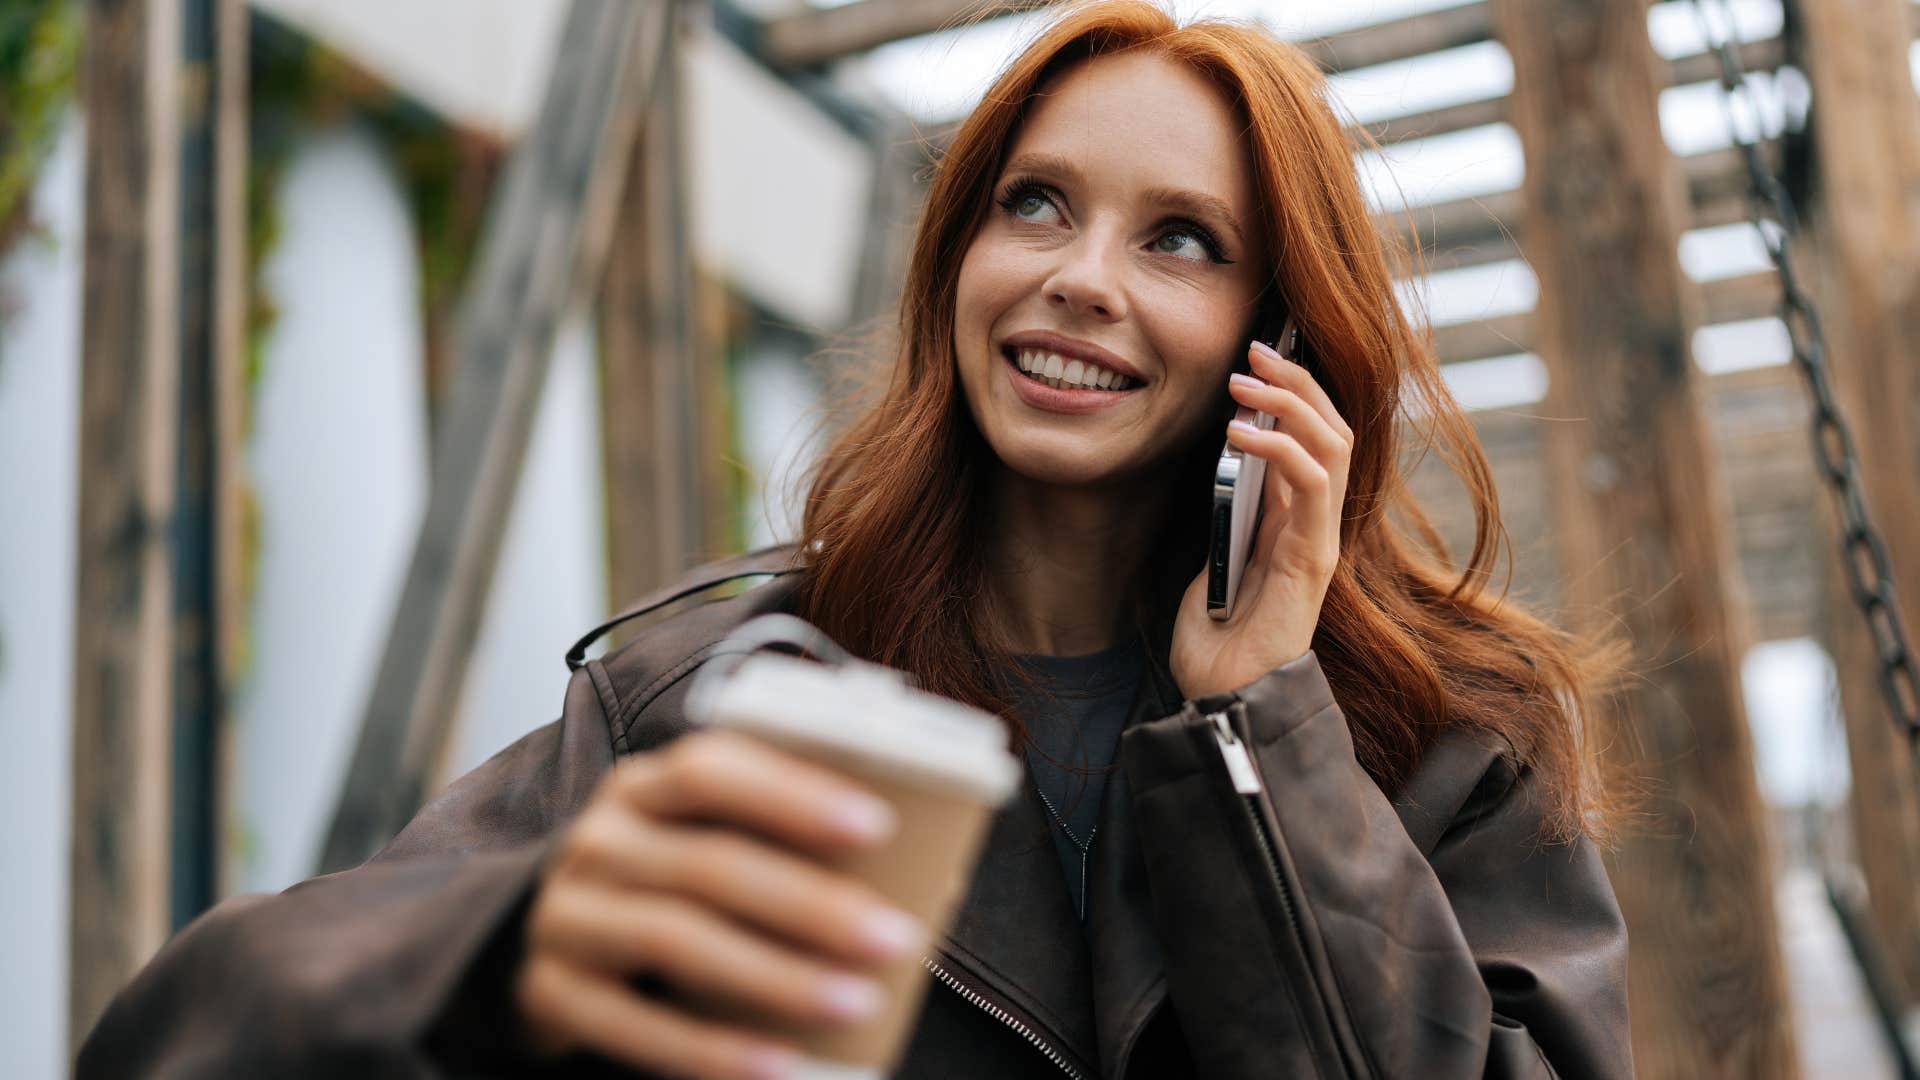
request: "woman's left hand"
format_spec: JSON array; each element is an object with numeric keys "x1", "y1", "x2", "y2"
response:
[{"x1": 1171, "y1": 339, "x2": 1353, "y2": 701}]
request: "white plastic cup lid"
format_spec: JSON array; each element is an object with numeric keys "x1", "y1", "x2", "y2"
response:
[{"x1": 690, "y1": 651, "x2": 1020, "y2": 807}]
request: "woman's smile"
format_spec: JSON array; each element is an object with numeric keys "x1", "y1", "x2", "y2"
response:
[
  {"x1": 1001, "y1": 347, "x2": 1143, "y2": 414},
  {"x1": 997, "y1": 330, "x2": 1148, "y2": 414}
]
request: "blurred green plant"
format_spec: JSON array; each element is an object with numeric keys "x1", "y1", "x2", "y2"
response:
[{"x1": 0, "y1": 0, "x2": 80, "y2": 261}]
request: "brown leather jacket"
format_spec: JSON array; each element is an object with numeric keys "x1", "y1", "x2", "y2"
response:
[{"x1": 78, "y1": 547, "x2": 1632, "y2": 1079}]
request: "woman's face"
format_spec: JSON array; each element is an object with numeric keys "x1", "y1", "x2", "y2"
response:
[{"x1": 953, "y1": 50, "x2": 1272, "y2": 489}]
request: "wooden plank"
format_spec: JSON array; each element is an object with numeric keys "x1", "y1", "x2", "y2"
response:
[
  {"x1": 169, "y1": 0, "x2": 245, "y2": 929},
  {"x1": 1430, "y1": 271, "x2": 1777, "y2": 364},
  {"x1": 1407, "y1": 361, "x2": 1825, "y2": 645},
  {"x1": 1299, "y1": 2, "x2": 1493, "y2": 72},
  {"x1": 1380, "y1": 146, "x2": 1758, "y2": 275},
  {"x1": 317, "y1": 0, "x2": 671, "y2": 873},
  {"x1": 1350, "y1": 34, "x2": 1787, "y2": 147},
  {"x1": 70, "y1": 0, "x2": 182, "y2": 1052},
  {"x1": 760, "y1": 0, "x2": 1051, "y2": 70},
  {"x1": 1353, "y1": 94, "x2": 1507, "y2": 145},
  {"x1": 1494, "y1": 2, "x2": 1798, "y2": 1075},
  {"x1": 599, "y1": 1, "x2": 707, "y2": 613},
  {"x1": 1789, "y1": 0, "x2": 1920, "y2": 1005},
  {"x1": 209, "y1": 0, "x2": 247, "y2": 903},
  {"x1": 1430, "y1": 309, "x2": 1528, "y2": 364}
]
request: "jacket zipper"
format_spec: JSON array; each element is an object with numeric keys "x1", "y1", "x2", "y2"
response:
[
  {"x1": 922, "y1": 956, "x2": 1088, "y2": 1080},
  {"x1": 1206, "y1": 708, "x2": 1357, "y2": 1078}
]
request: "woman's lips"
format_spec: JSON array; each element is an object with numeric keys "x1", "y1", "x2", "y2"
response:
[{"x1": 1000, "y1": 347, "x2": 1141, "y2": 414}]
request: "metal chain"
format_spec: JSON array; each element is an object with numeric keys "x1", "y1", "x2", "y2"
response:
[{"x1": 1687, "y1": 0, "x2": 1920, "y2": 744}]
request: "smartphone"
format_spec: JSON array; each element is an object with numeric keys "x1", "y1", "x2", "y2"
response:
[{"x1": 1207, "y1": 316, "x2": 1303, "y2": 620}]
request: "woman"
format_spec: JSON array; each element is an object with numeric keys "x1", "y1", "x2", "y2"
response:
[{"x1": 80, "y1": 2, "x2": 1634, "y2": 1077}]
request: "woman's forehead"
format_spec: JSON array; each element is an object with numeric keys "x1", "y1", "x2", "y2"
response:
[{"x1": 1003, "y1": 51, "x2": 1258, "y2": 212}]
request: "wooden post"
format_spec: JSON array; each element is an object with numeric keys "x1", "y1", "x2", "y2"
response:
[
  {"x1": 1787, "y1": 0, "x2": 1920, "y2": 1003},
  {"x1": 1493, "y1": 2, "x2": 1799, "y2": 1075},
  {"x1": 170, "y1": 0, "x2": 246, "y2": 927},
  {"x1": 70, "y1": 0, "x2": 182, "y2": 1050},
  {"x1": 317, "y1": 0, "x2": 671, "y2": 873},
  {"x1": 599, "y1": 2, "x2": 706, "y2": 611}
]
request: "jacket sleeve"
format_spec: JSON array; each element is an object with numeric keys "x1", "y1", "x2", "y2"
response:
[
  {"x1": 1118, "y1": 650, "x2": 1632, "y2": 1080},
  {"x1": 76, "y1": 665, "x2": 624, "y2": 1080}
]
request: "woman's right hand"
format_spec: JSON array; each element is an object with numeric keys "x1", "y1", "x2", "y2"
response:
[{"x1": 514, "y1": 729, "x2": 927, "y2": 1080}]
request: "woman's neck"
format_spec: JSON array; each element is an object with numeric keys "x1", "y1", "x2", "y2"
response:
[{"x1": 983, "y1": 463, "x2": 1170, "y2": 657}]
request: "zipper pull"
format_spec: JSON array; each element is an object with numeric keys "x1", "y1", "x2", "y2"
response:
[{"x1": 1207, "y1": 710, "x2": 1263, "y2": 794}]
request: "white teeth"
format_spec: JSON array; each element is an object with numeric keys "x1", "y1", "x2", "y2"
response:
[{"x1": 1009, "y1": 346, "x2": 1132, "y2": 391}]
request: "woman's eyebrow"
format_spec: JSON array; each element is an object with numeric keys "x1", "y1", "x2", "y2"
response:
[{"x1": 1001, "y1": 151, "x2": 1247, "y2": 250}]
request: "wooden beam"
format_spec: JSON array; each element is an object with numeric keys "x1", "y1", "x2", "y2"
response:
[
  {"x1": 169, "y1": 0, "x2": 246, "y2": 929},
  {"x1": 1301, "y1": 2, "x2": 1494, "y2": 73},
  {"x1": 1383, "y1": 145, "x2": 1764, "y2": 276},
  {"x1": 1353, "y1": 94, "x2": 1507, "y2": 145},
  {"x1": 70, "y1": 0, "x2": 181, "y2": 1051},
  {"x1": 1407, "y1": 361, "x2": 1831, "y2": 647},
  {"x1": 208, "y1": 0, "x2": 247, "y2": 904},
  {"x1": 1789, "y1": 0, "x2": 1920, "y2": 1005},
  {"x1": 1429, "y1": 271, "x2": 1778, "y2": 365},
  {"x1": 760, "y1": 0, "x2": 1050, "y2": 70},
  {"x1": 1494, "y1": 2, "x2": 1798, "y2": 1076},
  {"x1": 600, "y1": 1, "x2": 707, "y2": 613},
  {"x1": 1351, "y1": 34, "x2": 1788, "y2": 147},
  {"x1": 318, "y1": 0, "x2": 670, "y2": 873},
  {"x1": 1430, "y1": 309, "x2": 1528, "y2": 365}
]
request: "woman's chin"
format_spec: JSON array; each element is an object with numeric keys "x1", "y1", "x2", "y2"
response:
[{"x1": 984, "y1": 429, "x2": 1150, "y2": 490}]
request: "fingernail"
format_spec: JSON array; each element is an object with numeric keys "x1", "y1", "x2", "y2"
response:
[
  {"x1": 818, "y1": 974, "x2": 887, "y2": 1020},
  {"x1": 743, "y1": 1045, "x2": 801, "y2": 1080},
  {"x1": 1250, "y1": 339, "x2": 1284, "y2": 363},
  {"x1": 829, "y1": 793, "x2": 897, "y2": 843},
  {"x1": 1228, "y1": 419, "x2": 1260, "y2": 437},
  {"x1": 860, "y1": 906, "x2": 927, "y2": 958},
  {"x1": 1228, "y1": 372, "x2": 1262, "y2": 389}
]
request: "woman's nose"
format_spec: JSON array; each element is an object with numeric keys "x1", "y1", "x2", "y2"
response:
[{"x1": 1042, "y1": 236, "x2": 1127, "y2": 322}]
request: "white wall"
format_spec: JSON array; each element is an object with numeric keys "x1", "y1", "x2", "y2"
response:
[
  {"x1": 0, "y1": 114, "x2": 82, "y2": 1080},
  {"x1": 233, "y1": 124, "x2": 431, "y2": 893},
  {"x1": 235, "y1": 123, "x2": 613, "y2": 889}
]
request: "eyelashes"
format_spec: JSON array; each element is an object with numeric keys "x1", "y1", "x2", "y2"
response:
[{"x1": 993, "y1": 174, "x2": 1234, "y2": 265}]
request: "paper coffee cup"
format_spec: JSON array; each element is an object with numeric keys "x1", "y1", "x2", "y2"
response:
[{"x1": 687, "y1": 641, "x2": 1020, "y2": 1077}]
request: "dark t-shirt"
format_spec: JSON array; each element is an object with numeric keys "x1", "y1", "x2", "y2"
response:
[{"x1": 1012, "y1": 638, "x2": 1143, "y2": 922}]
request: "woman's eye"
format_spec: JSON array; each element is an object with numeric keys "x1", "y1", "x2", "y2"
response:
[
  {"x1": 997, "y1": 180, "x2": 1061, "y2": 224},
  {"x1": 1154, "y1": 229, "x2": 1211, "y2": 261},
  {"x1": 1154, "y1": 221, "x2": 1228, "y2": 264}
]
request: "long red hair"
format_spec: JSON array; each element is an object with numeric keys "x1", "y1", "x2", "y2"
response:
[{"x1": 792, "y1": 0, "x2": 1628, "y2": 841}]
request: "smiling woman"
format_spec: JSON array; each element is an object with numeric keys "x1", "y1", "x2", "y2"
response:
[
  {"x1": 778, "y1": 1, "x2": 1638, "y2": 1072},
  {"x1": 76, "y1": 3, "x2": 1636, "y2": 1079},
  {"x1": 794, "y1": 2, "x2": 1629, "y2": 818}
]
